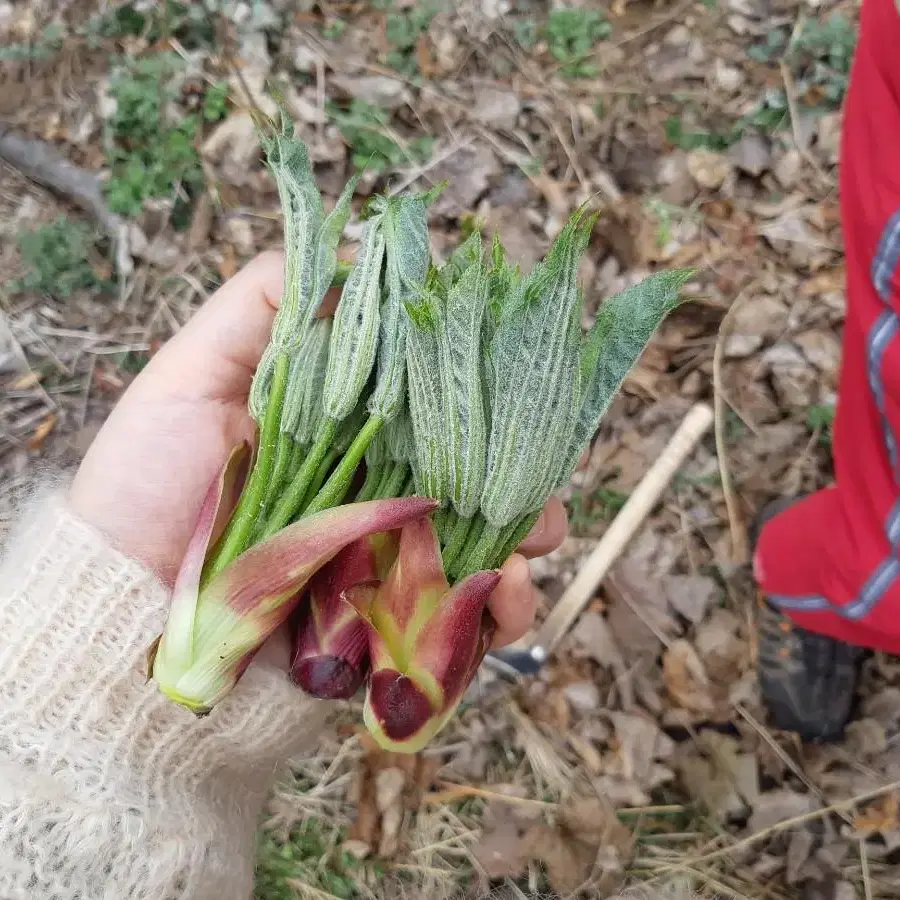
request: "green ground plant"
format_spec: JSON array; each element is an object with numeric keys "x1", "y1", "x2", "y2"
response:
[
  {"x1": 544, "y1": 8, "x2": 611, "y2": 78},
  {"x1": 749, "y1": 12, "x2": 856, "y2": 109},
  {"x1": 104, "y1": 54, "x2": 227, "y2": 219},
  {"x1": 327, "y1": 99, "x2": 433, "y2": 171},
  {"x1": 255, "y1": 820, "x2": 387, "y2": 900},
  {"x1": 570, "y1": 483, "x2": 629, "y2": 534},
  {"x1": 10, "y1": 217, "x2": 109, "y2": 299},
  {"x1": 384, "y1": 2, "x2": 440, "y2": 76}
]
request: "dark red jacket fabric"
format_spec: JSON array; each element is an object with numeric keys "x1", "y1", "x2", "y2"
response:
[{"x1": 755, "y1": 0, "x2": 900, "y2": 653}]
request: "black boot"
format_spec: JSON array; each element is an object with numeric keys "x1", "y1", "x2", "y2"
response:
[{"x1": 753, "y1": 499, "x2": 865, "y2": 742}]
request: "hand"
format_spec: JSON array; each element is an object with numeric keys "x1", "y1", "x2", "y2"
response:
[{"x1": 70, "y1": 252, "x2": 568, "y2": 649}]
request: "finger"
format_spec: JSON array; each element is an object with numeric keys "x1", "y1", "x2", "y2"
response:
[
  {"x1": 488, "y1": 553, "x2": 538, "y2": 648},
  {"x1": 145, "y1": 251, "x2": 285, "y2": 402},
  {"x1": 517, "y1": 496, "x2": 568, "y2": 558}
]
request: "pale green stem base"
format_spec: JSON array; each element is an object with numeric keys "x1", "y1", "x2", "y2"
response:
[
  {"x1": 303, "y1": 415, "x2": 384, "y2": 516},
  {"x1": 204, "y1": 352, "x2": 290, "y2": 582}
]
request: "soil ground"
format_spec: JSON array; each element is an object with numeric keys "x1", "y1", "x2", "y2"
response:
[{"x1": 3, "y1": 1, "x2": 898, "y2": 898}]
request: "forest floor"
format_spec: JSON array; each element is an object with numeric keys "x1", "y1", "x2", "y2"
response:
[{"x1": 2, "y1": 1, "x2": 897, "y2": 898}]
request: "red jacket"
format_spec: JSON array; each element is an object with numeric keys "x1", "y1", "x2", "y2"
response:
[{"x1": 755, "y1": 0, "x2": 900, "y2": 652}]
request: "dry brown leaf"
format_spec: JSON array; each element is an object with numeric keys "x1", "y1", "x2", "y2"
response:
[
  {"x1": 471, "y1": 816, "x2": 529, "y2": 880},
  {"x1": 521, "y1": 797, "x2": 632, "y2": 896},
  {"x1": 347, "y1": 740, "x2": 440, "y2": 858},
  {"x1": 218, "y1": 245, "x2": 238, "y2": 280},
  {"x1": 9, "y1": 370, "x2": 42, "y2": 390},
  {"x1": 853, "y1": 793, "x2": 900, "y2": 837},
  {"x1": 747, "y1": 789, "x2": 818, "y2": 832},
  {"x1": 663, "y1": 639, "x2": 715, "y2": 714},
  {"x1": 28, "y1": 413, "x2": 57, "y2": 450}
]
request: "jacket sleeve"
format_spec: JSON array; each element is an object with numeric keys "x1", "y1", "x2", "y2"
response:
[{"x1": 0, "y1": 491, "x2": 326, "y2": 900}]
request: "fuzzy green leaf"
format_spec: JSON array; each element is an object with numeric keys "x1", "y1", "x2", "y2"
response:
[
  {"x1": 248, "y1": 341, "x2": 278, "y2": 424},
  {"x1": 280, "y1": 318, "x2": 332, "y2": 444},
  {"x1": 369, "y1": 194, "x2": 430, "y2": 422},
  {"x1": 323, "y1": 217, "x2": 386, "y2": 422},
  {"x1": 262, "y1": 120, "x2": 325, "y2": 350},
  {"x1": 385, "y1": 407, "x2": 414, "y2": 463},
  {"x1": 481, "y1": 209, "x2": 596, "y2": 527},
  {"x1": 311, "y1": 175, "x2": 359, "y2": 313},
  {"x1": 436, "y1": 258, "x2": 489, "y2": 517},
  {"x1": 561, "y1": 268, "x2": 695, "y2": 479},
  {"x1": 405, "y1": 292, "x2": 450, "y2": 500}
]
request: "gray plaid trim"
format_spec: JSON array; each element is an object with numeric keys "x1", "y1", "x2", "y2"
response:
[
  {"x1": 844, "y1": 556, "x2": 900, "y2": 619},
  {"x1": 768, "y1": 480, "x2": 900, "y2": 620},
  {"x1": 873, "y1": 209, "x2": 900, "y2": 300},
  {"x1": 886, "y1": 498, "x2": 900, "y2": 546},
  {"x1": 867, "y1": 310, "x2": 900, "y2": 479},
  {"x1": 768, "y1": 592, "x2": 830, "y2": 612}
]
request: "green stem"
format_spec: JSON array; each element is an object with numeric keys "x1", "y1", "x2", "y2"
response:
[
  {"x1": 261, "y1": 419, "x2": 337, "y2": 538},
  {"x1": 433, "y1": 506, "x2": 452, "y2": 542},
  {"x1": 376, "y1": 462, "x2": 409, "y2": 500},
  {"x1": 289, "y1": 441, "x2": 306, "y2": 479},
  {"x1": 401, "y1": 473, "x2": 416, "y2": 496},
  {"x1": 261, "y1": 432, "x2": 295, "y2": 514},
  {"x1": 354, "y1": 463, "x2": 384, "y2": 503},
  {"x1": 204, "y1": 352, "x2": 290, "y2": 580},
  {"x1": 304, "y1": 415, "x2": 384, "y2": 515},
  {"x1": 455, "y1": 522, "x2": 503, "y2": 578},
  {"x1": 442, "y1": 515, "x2": 477, "y2": 575},
  {"x1": 300, "y1": 447, "x2": 339, "y2": 514},
  {"x1": 489, "y1": 509, "x2": 542, "y2": 569}
]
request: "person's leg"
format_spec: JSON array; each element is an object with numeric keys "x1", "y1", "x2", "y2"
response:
[
  {"x1": 753, "y1": 501, "x2": 865, "y2": 741},
  {"x1": 753, "y1": 0, "x2": 900, "y2": 739}
]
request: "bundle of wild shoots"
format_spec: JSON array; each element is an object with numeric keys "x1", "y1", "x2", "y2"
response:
[{"x1": 150, "y1": 115, "x2": 693, "y2": 752}]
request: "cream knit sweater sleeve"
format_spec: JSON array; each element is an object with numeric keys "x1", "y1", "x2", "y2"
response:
[{"x1": 0, "y1": 492, "x2": 327, "y2": 900}]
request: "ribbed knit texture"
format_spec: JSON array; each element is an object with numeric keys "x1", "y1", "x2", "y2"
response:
[{"x1": 0, "y1": 493, "x2": 326, "y2": 900}]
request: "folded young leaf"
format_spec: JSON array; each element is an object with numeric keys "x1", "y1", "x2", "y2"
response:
[
  {"x1": 435, "y1": 256, "x2": 489, "y2": 517},
  {"x1": 384, "y1": 406, "x2": 414, "y2": 464},
  {"x1": 281, "y1": 318, "x2": 332, "y2": 445},
  {"x1": 323, "y1": 217, "x2": 386, "y2": 422},
  {"x1": 310, "y1": 174, "x2": 360, "y2": 314},
  {"x1": 369, "y1": 194, "x2": 431, "y2": 422},
  {"x1": 560, "y1": 268, "x2": 695, "y2": 480},
  {"x1": 481, "y1": 209, "x2": 595, "y2": 527},
  {"x1": 348, "y1": 516, "x2": 499, "y2": 752},
  {"x1": 406, "y1": 293, "x2": 451, "y2": 501},
  {"x1": 262, "y1": 120, "x2": 324, "y2": 352}
]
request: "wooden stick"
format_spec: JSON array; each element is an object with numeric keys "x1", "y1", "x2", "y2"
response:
[{"x1": 530, "y1": 402, "x2": 714, "y2": 657}]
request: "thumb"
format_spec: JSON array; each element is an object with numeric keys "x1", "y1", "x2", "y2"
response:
[{"x1": 144, "y1": 251, "x2": 285, "y2": 403}]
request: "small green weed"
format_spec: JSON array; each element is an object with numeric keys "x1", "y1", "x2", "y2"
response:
[
  {"x1": 202, "y1": 81, "x2": 231, "y2": 122},
  {"x1": 806, "y1": 402, "x2": 835, "y2": 446},
  {"x1": 666, "y1": 91, "x2": 790, "y2": 150},
  {"x1": 104, "y1": 54, "x2": 206, "y2": 219},
  {"x1": 11, "y1": 217, "x2": 109, "y2": 299},
  {"x1": 385, "y1": 2, "x2": 439, "y2": 76},
  {"x1": 665, "y1": 116, "x2": 732, "y2": 152},
  {"x1": 83, "y1": 0, "x2": 216, "y2": 49},
  {"x1": 0, "y1": 23, "x2": 65, "y2": 62},
  {"x1": 749, "y1": 13, "x2": 856, "y2": 110},
  {"x1": 328, "y1": 99, "x2": 433, "y2": 171},
  {"x1": 255, "y1": 822, "x2": 364, "y2": 900},
  {"x1": 644, "y1": 198, "x2": 701, "y2": 249},
  {"x1": 323, "y1": 17, "x2": 348, "y2": 40},
  {"x1": 512, "y1": 17, "x2": 539, "y2": 49},
  {"x1": 544, "y1": 8, "x2": 611, "y2": 78},
  {"x1": 570, "y1": 484, "x2": 629, "y2": 533}
]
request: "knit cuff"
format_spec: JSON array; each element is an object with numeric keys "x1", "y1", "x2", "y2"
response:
[{"x1": 0, "y1": 491, "x2": 327, "y2": 802}]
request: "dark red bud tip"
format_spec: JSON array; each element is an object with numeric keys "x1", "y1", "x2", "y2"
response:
[
  {"x1": 369, "y1": 670, "x2": 434, "y2": 741},
  {"x1": 291, "y1": 656, "x2": 366, "y2": 700}
]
